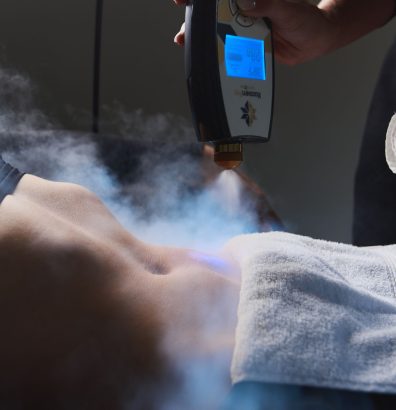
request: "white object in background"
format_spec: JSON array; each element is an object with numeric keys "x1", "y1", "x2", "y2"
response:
[{"x1": 385, "y1": 113, "x2": 396, "y2": 173}]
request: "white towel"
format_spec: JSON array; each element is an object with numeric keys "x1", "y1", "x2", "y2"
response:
[{"x1": 224, "y1": 232, "x2": 396, "y2": 393}]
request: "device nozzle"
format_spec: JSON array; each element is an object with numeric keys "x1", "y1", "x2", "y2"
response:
[{"x1": 214, "y1": 143, "x2": 243, "y2": 170}]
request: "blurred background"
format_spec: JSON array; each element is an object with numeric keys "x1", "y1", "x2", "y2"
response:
[{"x1": 0, "y1": 0, "x2": 395, "y2": 243}]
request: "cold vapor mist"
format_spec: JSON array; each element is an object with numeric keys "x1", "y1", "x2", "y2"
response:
[{"x1": 0, "y1": 66, "x2": 264, "y2": 251}]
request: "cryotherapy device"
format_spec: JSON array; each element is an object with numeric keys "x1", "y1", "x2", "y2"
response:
[{"x1": 185, "y1": 0, "x2": 274, "y2": 169}]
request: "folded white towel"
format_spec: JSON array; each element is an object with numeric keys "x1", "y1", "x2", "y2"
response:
[{"x1": 224, "y1": 232, "x2": 396, "y2": 393}]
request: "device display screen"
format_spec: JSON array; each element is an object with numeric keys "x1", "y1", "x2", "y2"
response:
[{"x1": 225, "y1": 35, "x2": 266, "y2": 81}]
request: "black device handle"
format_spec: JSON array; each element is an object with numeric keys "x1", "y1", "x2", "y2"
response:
[{"x1": 185, "y1": 0, "x2": 232, "y2": 143}]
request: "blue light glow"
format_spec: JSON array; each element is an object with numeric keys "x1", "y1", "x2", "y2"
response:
[{"x1": 225, "y1": 35, "x2": 266, "y2": 81}]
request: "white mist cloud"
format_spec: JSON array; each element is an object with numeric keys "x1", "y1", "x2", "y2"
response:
[{"x1": 0, "y1": 67, "x2": 261, "y2": 251}]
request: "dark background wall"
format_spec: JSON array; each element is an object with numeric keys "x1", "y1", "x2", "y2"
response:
[{"x1": 0, "y1": 0, "x2": 395, "y2": 243}]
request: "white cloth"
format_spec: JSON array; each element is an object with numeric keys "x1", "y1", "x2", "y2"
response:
[
  {"x1": 385, "y1": 113, "x2": 396, "y2": 173},
  {"x1": 225, "y1": 232, "x2": 396, "y2": 393}
]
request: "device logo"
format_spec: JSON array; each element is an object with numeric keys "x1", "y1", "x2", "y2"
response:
[
  {"x1": 234, "y1": 86, "x2": 262, "y2": 99},
  {"x1": 241, "y1": 101, "x2": 257, "y2": 127},
  {"x1": 242, "y1": 89, "x2": 262, "y2": 99}
]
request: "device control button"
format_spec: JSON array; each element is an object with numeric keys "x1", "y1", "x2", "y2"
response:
[
  {"x1": 229, "y1": 0, "x2": 238, "y2": 15},
  {"x1": 236, "y1": 14, "x2": 255, "y2": 27}
]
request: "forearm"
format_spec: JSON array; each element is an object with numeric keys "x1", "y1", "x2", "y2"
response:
[{"x1": 319, "y1": 0, "x2": 396, "y2": 51}]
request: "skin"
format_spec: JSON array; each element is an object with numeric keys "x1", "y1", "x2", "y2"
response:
[
  {"x1": 0, "y1": 175, "x2": 240, "y2": 408},
  {"x1": 173, "y1": 0, "x2": 396, "y2": 65}
]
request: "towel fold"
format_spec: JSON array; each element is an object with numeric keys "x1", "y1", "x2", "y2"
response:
[{"x1": 224, "y1": 232, "x2": 396, "y2": 393}]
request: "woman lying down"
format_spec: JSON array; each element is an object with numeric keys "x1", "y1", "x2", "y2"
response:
[{"x1": 2, "y1": 157, "x2": 396, "y2": 410}]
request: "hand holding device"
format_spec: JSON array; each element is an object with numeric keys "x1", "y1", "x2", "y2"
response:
[
  {"x1": 174, "y1": 0, "x2": 396, "y2": 65},
  {"x1": 175, "y1": 0, "x2": 338, "y2": 65}
]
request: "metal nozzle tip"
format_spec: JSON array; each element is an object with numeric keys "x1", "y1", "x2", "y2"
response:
[
  {"x1": 214, "y1": 143, "x2": 243, "y2": 170},
  {"x1": 215, "y1": 158, "x2": 243, "y2": 170}
]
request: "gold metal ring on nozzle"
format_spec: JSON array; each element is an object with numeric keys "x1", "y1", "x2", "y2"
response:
[{"x1": 214, "y1": 143, "x2": 243, "y2": 170}]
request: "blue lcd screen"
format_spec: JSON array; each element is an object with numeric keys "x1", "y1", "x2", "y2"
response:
[{"x1": 225, "y1": 35, "x2": 266, "y2": 81}]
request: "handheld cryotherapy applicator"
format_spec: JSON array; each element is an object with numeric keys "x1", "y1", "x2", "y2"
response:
[{"x1": 185, "y1": 0, "x2": 274, "y2": 170}]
